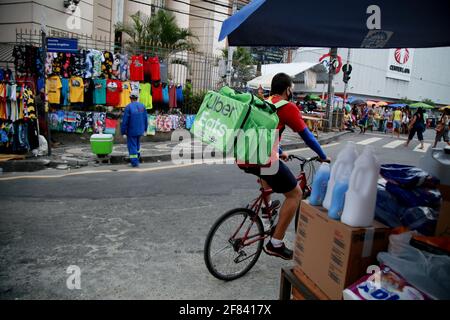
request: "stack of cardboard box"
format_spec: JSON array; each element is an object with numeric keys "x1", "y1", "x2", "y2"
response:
[{"x1": 292, "y1": 200, "x2": 391, "y2": 300}]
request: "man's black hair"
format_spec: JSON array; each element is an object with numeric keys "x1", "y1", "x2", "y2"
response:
[{"x1": 270, "y1": 73, "x2": 293, "y2": 95}]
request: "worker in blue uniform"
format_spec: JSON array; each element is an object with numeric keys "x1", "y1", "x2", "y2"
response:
[{"x1": 121, "y1": 92, "x2": 148, "y2": 167}]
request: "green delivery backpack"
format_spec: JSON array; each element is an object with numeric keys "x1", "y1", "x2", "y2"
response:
[{"x1": 191, "y1": 86, "x2": 289, "y2": 165}]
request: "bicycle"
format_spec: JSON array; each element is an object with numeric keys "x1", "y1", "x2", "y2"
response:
[{"x1": 204, "y1": 155, "x2": 322, "y2": 281}]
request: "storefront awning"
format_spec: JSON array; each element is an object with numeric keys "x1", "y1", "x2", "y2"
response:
[{"x1": 247, "y1": 62, "x2": 326, "y2": 90}]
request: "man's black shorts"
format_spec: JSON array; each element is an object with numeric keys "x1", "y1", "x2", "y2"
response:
[{"x1": 240, "y1": 160, "x2": 298, "y2": 194}]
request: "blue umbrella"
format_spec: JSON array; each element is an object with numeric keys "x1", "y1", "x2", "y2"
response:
[
  {"x1": 387, "y1": 103, "x2": 407, "y2": 108},
  {"x1": 219, "y1": 0, "x2": 450, "y2": 48}
]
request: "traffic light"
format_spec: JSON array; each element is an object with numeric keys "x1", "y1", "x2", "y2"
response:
[{"x1": 343, "y1": 72, "x2": 351, "y2": 83}]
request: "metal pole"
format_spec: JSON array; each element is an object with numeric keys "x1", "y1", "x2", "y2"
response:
[
  {"x1": 325, "y1": 47, "x2": 337, "y2": 131},
  {"x1": 41, "y1": 28, "x2": 51, "y2": 156},
  {"x1": 226, "y1": 0, "x2": 238, "y2": 86},
  {"x1": 342, "y1": 48, "x2": 351, "y2": 105}
]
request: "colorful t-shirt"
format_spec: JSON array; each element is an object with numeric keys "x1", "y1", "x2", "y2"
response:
[
  {"x1": 106, "y1": 79, "x2": 122, "y2": 106},
  {"x1": 151, "y1": 81, "x2": 163, "y2": 104},
  {"x1": 47, "y1": 75, "x2": 62, "y2": 104},
  {"x1": 143, "y1": 56, "x2": 152, "y2": 82},
  {"x1": 93, "y1": 79, "x2": 107, "y2": 105},
  {"x1": 149, "y1": 56, "x2": 161, "y2": 81},
  {"x1": 120, "y1": 81, "x2": 132, "y2": 108},
  {"x1": 61, "y1": 78, "x2": 70, "y2": 106},
  {"x1": 102, "y1": 51, "x2": 114, "y2": 78},
  {"x1": 139, "y1": 83, "x2": 152, "y2": 110},
  {"x1": 69, "y1": 76, "x2": 84, "y2": 103},
  {"x1": 130, "y1": 55, "x2": 144, "y2": 81},
  {"x1": 393, "y1": 110, "x2": 402, "y2": 121}
]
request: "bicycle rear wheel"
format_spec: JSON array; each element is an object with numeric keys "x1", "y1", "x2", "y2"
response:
[{"x1": 204, "y1": 208, "x2": 264, "y2": 281}]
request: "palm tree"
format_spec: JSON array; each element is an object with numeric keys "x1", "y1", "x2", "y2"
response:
[
  {"x1": 115, "y1": 10, "x2": 197, "y2": 55},
  {"x1": 222, "y1": 47, "x2": 255, "y2": 88}
]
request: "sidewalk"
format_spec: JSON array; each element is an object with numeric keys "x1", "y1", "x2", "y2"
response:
[{"x1": 0, "y1": 129, "x2": 350, "y2": 172}]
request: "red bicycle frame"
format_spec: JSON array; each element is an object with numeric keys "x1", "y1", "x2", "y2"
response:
[{"x1": 234, "y1": 157, "x2": 315, "y2": 248}]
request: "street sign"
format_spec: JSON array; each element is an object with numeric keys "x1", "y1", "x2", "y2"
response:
[{"x1": 46, "y1": 38, "x2": 78, "y2": 53}]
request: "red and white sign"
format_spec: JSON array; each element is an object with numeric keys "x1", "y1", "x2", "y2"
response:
[{"x1": 387, "y1": 48, "x2": 414, "y2": 81}]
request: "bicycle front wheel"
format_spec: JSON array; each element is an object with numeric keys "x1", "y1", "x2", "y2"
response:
[{"x1": 204, "y1": 208, "x2": 264, "y2": 281}]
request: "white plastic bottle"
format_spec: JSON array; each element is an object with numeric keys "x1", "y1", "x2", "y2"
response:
[
  {"x1": 323, "y1": 141, "x2": 358, "y2": 210},
  {"x1": 341, "y1": 146, "x2": 381, "y2": 227}
]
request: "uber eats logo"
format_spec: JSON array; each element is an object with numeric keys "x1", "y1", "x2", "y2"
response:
[
  {"x1": 197, "y1": 95, "x2": 238, "y2": 140},
  {"x1": 206, "y1": 95, "x2": 237, "y2": 118}
]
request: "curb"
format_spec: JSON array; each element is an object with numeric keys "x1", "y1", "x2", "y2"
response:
[{"x1": 1, "y1": 131, "x2": 350, "y2": 172}]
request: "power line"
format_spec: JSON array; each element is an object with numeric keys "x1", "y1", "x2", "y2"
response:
[
  {"x1": 173, "y1": 0, "x2": 230, "y2": 16},
  {"x1": 128, "y1": 0, "x2": 225, "y2": 23},
  {"x1": 201, "y1": 0, "x2": 232, "y2": 9}
]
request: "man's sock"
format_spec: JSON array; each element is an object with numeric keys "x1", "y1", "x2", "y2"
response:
[{"x1": 270, "y1": 238, "x2": 283, "y2": 248}]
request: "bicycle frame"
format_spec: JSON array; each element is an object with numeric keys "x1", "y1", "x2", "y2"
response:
[{"x1": 231, "y1": 159, "x2": 312, "y2": 249}]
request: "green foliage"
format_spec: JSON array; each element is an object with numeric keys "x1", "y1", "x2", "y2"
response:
[
  {"x1": 185, "y1": 90, "x2": 207, "y2": 114},
  {"x1": 115, "y1": 10, "x2": 197, "y2": 54},
  {"x1": 397, "y1": 97, "x2": 414, "y2": 105},
  {"x1": 222, "y1": 47, "x2": 255, "y2": 87}
]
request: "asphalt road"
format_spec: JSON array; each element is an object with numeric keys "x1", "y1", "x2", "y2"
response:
[{"x1": 0, "y1": 129, "x2": 441, "y2": 299}]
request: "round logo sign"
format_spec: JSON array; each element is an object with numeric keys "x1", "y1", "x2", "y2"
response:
[{"x1": 394, "y1": 48, "x2": 410, "y2": 64}]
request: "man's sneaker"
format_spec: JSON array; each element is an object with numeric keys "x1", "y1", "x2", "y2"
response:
[
  {"x1": 263, "y1": 241, "x2": 293, "y2": 260},
  {"x1": 261, "y1": 200, "x2": 281, "y2": 219}
]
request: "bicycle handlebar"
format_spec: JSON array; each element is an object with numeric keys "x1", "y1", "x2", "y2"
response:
[{"x1": 288, "y1": 155, "x2": 329, "y2": 164}]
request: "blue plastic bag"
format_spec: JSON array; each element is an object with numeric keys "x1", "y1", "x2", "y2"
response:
[
  {"x1": 385, "y1": 182, "x2": 442, "y2": 209},
  {"x1": 375, "y1": 184, "x2": 404, "y2": 228},
  {"x1": 380, "y1": 164, "x2": 440, "y2": 188}
]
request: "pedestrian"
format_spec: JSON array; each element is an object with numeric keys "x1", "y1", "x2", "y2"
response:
[
  {"x1": 344, "y1": 109, "x2": 355, "y2": 132},
  {"x1": 401, "y1": 108, "x2": 410, "y2": 135},
  {"x1": 358, "y1": 103, "x2": 368, "y2": 134},
  {"x1": 433, "y1": 108, "x2": 450, "y2": 148},
  {"x1": 121, "y1": 92, "x2": 148, "y2": 167},
  {"x1": 405, "y1": 107, "x2": 426, "y2": 149},
  {"x1": 392, "y1": 107, "x2": 402, "y2": 138},
  {"x1": 382, "y1": 107, "x2": 391, "y2": 134}
]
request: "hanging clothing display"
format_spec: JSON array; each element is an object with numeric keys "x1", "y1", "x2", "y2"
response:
[
  {"x1": 162, "y1": 84, "x2": 169, "y2": 105},
  {"x1": 160, "y1": 63, "x2": 168, "y2": 83},
  {"x1": 130, "y1": 55, "x2": 144, "y2": 81},
  {"x1": 93, "y1": 79, "x2": 107, "y2": 105},
  {"x1": 151, "y1": 81, "x2": 163, "y2": 104},
  {"x1": 139, "y1": 83, "x2": 152, "y2": 110},
  {"x1": 156, "y1": 115, "x2": 172, "y2": 132},
  {"x1": 102, "y1": 51, "x2": 114, "y2": 78},
  {"x1": 52, "y1": 53, "x2": 72, "y2": 78},
  {"x1": 120, "y1": 81, "x2": 132, "y2": 108},
  {"x1": 70, "y1": 49, "x2": 86, "y2": 77},
  {"x1": 130, "y1": 81, "x2": 140, "y2": 98},
  {"x1": 143, "y1": 55, "x2": 152, "y2": 82},
  {"x1": 176, "y1": 85, "x2": 183, "y2": 104},
  {"x1": 47, "y1": 75, "x2": 62, "y2": 104},
  {"x1": 119, "y1": 54, "x2": 129, "y2": 81},
  {"x1": 61, "y1": 78, "x2": 70, "y2": 106},
  {"x1": 149, "y1": 57, "x2": 161, "y2": 81},
  {"x1": 168, "y1": 84, "x2": 177, "y2": 108},
  {"x1": 69, "y1": 76, "x2": 84, "y2": 103},
  {"x1": 106, "y1": 79, "x2": 122, "y2": 106},
  {"x1": 147, "y1": 114, "x2": 156, "y2": 136},
  {"x1": 0, "y1": 84, "x2": 6, "y2": 119},
  {"x1": 83, "y1": 79, "x2": 95, "y2": 107}
]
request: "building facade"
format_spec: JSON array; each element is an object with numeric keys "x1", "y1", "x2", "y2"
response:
[
  {"x1": 0, "y1": 0, "x2": 229, "y2": 55},
  {"x1": 292, "y1": 47, "x2": 450, "y2": 106}
]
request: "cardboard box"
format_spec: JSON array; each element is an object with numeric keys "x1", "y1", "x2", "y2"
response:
[
  {"x1": 293, "y1": 200, "x2": 390, "y2": 300},
  {"x1": 291, "y1": 268, "x2": 330, "y2": 300},
  {"x1": 343, "y1": 265, "x2": 431, "y2": 300},
  {"x1": 435, "y1": 184, "x2": 450, "y2": 237}
]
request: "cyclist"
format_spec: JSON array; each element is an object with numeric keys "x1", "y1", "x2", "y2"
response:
[{"x1": 238, "y1": 73, "x2": 329, "y2": 260}]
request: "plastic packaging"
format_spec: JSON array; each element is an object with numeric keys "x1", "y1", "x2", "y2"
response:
[
  {"x1": 341, "y1": 146, "x2": 380, "y2": 227},
  {"x1": 374, "y1": 184, "x2": 404, "y2": 228},
  {"x1": 309, "y1": 162, "x2": 330, "y2": 206},
  {"x1": 400, "y1": 207, "x2": 438, "y2": 236},
  {"x1": 323, "y1": 141, "x2": 358, "y2": 210},
  {"x1": 385, "y1": 182, "x2": 442, "y2": 209},
  {"x1": 377, "y1": 231, "x2": 450, "y2": 299},
  {"x1": 380, "y1": 164, "x2": 440, "y2": 188}
]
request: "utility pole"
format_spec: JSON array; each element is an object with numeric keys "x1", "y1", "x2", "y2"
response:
[
  {"x1": 41, "y1": 27, "x2": 51, "y2": 156},
  {"x1": 226, "y1": 0, "x2": 238, "y2": 86},
  {"x1": 325, "y1": 47, "x2": 337, "y2": 131}
]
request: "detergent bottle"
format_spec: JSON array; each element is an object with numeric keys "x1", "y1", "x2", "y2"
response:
[
  {"x1": 323, "y1": 141, "x2": 358, "y2": 210},
  {"x1": 328, "y1": 173, "x2": 350, "y2": 220},
  {"x1": 341, "y1": 146, "x2": 381, "y2": 227},
  {"x1": 309, "y1": 162, "x2": 330, "y2": 206}
]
